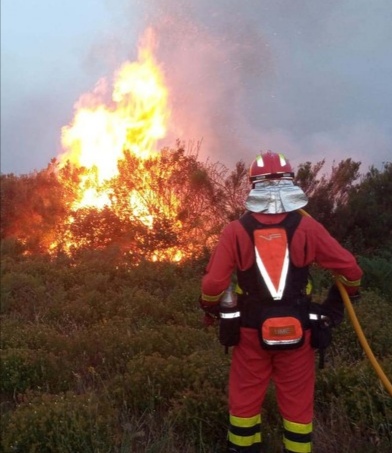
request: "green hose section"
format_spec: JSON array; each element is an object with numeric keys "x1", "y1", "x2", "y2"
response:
[{"x1": 298, "y1": 208, "x2": 392, "y2": 396}]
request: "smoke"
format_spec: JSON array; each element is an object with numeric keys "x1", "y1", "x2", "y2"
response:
[
  {"x1": 116, "y1": 0, "x2": 392, "y2": 172},
  {"x1": 2, "y1": 0, "x2": 391, "y2": 175},
  {"x1": 119, "y1": 0, "x2": 275, "y2": 167}
]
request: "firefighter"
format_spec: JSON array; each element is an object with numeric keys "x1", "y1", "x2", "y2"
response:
[{"x1": 200, "y1": 151, "x2": 362, "y2": 453}]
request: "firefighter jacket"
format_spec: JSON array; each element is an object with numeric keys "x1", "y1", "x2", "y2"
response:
[{"x1": 201, "y1": 211, "x2": 362, "y2": 307}]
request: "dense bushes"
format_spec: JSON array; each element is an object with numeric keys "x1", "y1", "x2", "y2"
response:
[
  {"x1": 2, "y1": 392, "x2": 117, "y2": 453},
  {"x1": 359, "y1": 254, "x2": 392, "y2": 299},
  {"x1": 1, "y1": 249, "x2": 391, "y2": 452}
]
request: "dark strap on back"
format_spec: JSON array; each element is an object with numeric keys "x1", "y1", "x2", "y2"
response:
[{"x1": 239, "y1": 210, "x2": 302, "y2": 245}]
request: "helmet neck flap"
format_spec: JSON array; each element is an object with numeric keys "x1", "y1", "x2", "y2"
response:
[
  {"x1": 245, "y1": 179, "x2": 308, "y2": 214},
  {"x1": 246, "y1": 151, "x2": 308, "y2": 213}
]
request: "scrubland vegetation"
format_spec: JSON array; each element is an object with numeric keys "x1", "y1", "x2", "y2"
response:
[
  {"x1": 1, "y1": 245, "x2": 391, "y2": 452},
  {"x1": 1, "y1": 151, "x2": 391, "y2": 452}
]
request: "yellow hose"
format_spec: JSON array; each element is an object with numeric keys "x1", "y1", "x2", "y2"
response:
[
  {"x1": 298, "y1": 208, "x2": 392, "y2": 396},
  {"x1": 335, "y1": 279, "x2": 392, "y2": 397}
]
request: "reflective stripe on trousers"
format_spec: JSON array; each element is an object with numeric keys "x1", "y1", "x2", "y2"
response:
[
  {"x1": 228, "y1": 413, "x2": 261, "y2": 452},
  {"x1": 227, "y1": 415, "x2": 312, "y2": 452},
  {"x1": 283, "y1": 418, "x2": 313, "y2": 452}
]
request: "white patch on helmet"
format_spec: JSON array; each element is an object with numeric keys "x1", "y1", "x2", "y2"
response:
[
  {"x1": 278, "y1": 153, "x2": 287, "y2": 166},
  {"x1": 256, "y1": 155, "x2": 264, "y2": 167}
]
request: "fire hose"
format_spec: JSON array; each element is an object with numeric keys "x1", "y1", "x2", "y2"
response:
[
  {"x1": 335, "y1": 278, "x2": 392, "y2": 397},
  {"x1": 298, "y1": 209, "x2": 392, "y2": 396}
]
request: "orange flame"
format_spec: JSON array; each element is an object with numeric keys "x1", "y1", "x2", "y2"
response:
[
  {"x1": 58, "y1": 28, "x2": 170, "y2": 211},
  {"x1": 52, "y1": 28, "x2": 188, "y2": 261}
]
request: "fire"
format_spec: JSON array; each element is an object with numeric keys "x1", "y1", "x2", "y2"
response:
[
  {"x1": 58, "y1": 28, "x2": 170, "y2": 211},
  {"x1": 54, "y1": 28, "x2": 187, "y2": 261}
]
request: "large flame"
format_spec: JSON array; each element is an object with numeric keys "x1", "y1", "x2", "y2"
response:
[
  {"x1": 53, "y1": 29, "x2": 189, "y2": 261},
  {"x1": 59, "y1": 28, "x2": 170, "y2": 211}
]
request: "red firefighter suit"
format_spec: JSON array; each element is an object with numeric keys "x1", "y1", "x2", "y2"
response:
[{"x1": 201, "y1": 211, "x2": 362, "y2": 453}]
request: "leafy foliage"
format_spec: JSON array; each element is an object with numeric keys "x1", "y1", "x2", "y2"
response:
[
  {"x1": 0, "y1": 165, "x2": 68, "y2": 253},
  {"x1": 340, "y1": 163, "x2": 392, "y2": 253},
  {"x1": 1, "y1": 146, "x2": 250, "y2": 261},
  {"x1": 1, "y1": 392, "x2": 117, "y2": 453},
  {"x1": 295, "y1": 158, "x2": 360, "y2": 237},
  {"x1": 358, "y1": 255, "x2": 392, "y2": 298},
  {"x1": 2, "y1": 152, "x2": 391, "y2": 259},
  {"x1": 1, "y1": 249, "x2": 391, "y2": 452}
]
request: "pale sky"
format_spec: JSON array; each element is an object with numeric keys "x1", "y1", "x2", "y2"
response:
[{"x1": 2, "y1": 0, "x2": 392, "y2": 175}]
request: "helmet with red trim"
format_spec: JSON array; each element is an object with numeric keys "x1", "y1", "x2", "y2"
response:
[{"x1": 249, "y1": 151, "x2": 294, "y2": 185}]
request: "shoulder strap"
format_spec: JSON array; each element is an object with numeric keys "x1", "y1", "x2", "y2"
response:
[{"x1": 239, "y1": 210, "x2": 302, "y2": 244}]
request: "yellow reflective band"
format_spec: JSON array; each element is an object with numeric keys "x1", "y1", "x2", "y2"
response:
[
  {"x1": 228, "y1": 431, "x2": 262, "y2": 447},
  {"x1": 305, "y1": 278, "x2": 313, "y2": 296},
  {"x1": 234, "y1": 283, "x2": 243, "y2": 295},
  {"x1": 201, "y1": 292, "x2": 223, "y2": 303},
  {"x1": 283, "y1": 438, "x2": 312, "y2": 453},
  {"x1": 256, "y1": 155, "x2": 264, "y2": 167},
  {"x1": 336, "y1": 275, "x2": 361, "y2": 287},
  {"x1": 283, "y1": 419, "x2": 313, "y2": 434},
  {"x1": 278, "y1": 153, "x2": 287, "y2": 166},
  {"x1": 230, "y1": 413, "x2": 261, "y2": 428}
]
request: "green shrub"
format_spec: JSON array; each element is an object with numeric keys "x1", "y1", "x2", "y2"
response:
[
  {"x1": 59, "y1": 320, "x2": 218, "y2": 381},
  {"x1": 0, "y1": 319, "x2": 70, "y2": 351},
  {"x1": 0, "y1": 272, "x2": 46, "y2": 317},
  {"x1": 110, "y1": 353, "x2": 186, "y2": 413},
  {"x1": 1, "y1": 254, "x2": 391, "y2": 452},
  {"x1": 1, "y1": 392, "x2": 117, "y2": 453},
  {"x1": 0, "y1": 348, "x2": 72, "y2": 395},
  {"x1": 332, "y1": 290, "x2": 392, "y2": 361},
  {"x1": 316, "y1": 359, "x2": 392, "y2": 444},
  {"x1": 169, "y1": 381, "x2": 228, "y2": 451},
  {"x1": 108, "y1": 349, "x2": 229, "y2": 413},
  {"x1": 315, "y1": 289, "x2": 392, "y2": 447},
  {"x1": 309, "y1": 265, "x2": 334, "y2": 295},
  {"x1": 359, "y1": 255, "x2": 392, "y2": 297},
  {"x1": 107, "y1": 349, "x2": 229, "y2": 450}
]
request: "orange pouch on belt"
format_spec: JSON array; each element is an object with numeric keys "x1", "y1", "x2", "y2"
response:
[{"x1": 258, "y1": 306, "x2": 305, "y2": 350}]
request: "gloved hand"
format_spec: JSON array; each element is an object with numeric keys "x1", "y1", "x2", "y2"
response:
[
  {"x1": 348, "y1": 291, "x2": 361, "y2": 303},
  {"x1": 199, "y1": 297, "x2": 220, "y2": 327},
  {"x1": 320, "y1": 284, "x2": 345, "y2": 327},
  {"x1": 321, "y1": 284, "x2": 361, "y2": 327},
  {"x1": 203, "y1": 312, "x2": 218, "y2": 327}
]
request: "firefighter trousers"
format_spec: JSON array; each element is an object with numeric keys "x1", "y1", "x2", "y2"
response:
[{"x1": 227, "y1": 328, "x2": 315, "y2": 452}]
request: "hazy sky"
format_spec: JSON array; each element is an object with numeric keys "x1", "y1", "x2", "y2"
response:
[{"x1": 2, "y1": 0, "x2": 392, "y2": 175}]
